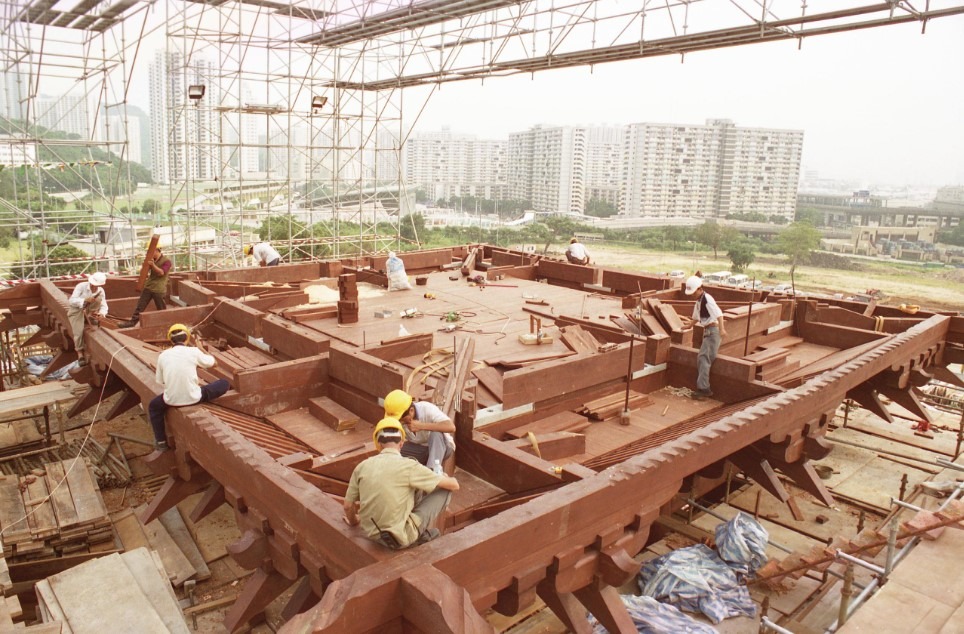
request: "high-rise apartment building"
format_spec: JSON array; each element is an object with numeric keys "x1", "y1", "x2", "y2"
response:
[
  {"x1": 403, "y1": 129, "x2": 506, "y2": 202},
  {"x1": 621, "y1": 119, "x2": 802, "y2": 220},
  {"x1": 33, "y1": 94, "x2": 89, "y2": 137},
  {"x1": 508, "y1": 125, "x2": 587, "y2": 213},
  {"x1": 149, "y1": 50, "x2": 218, "y2": 184}
]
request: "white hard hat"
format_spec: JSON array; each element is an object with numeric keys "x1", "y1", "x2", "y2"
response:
[
  {"x1": 684, "y1": 275, "x2": 703, "y2": 295},
  {"x1": 88, "y1": 272, "x2": 107, "y2": 286}
]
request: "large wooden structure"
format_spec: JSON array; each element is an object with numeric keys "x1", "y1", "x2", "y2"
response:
[{"x1": 1, "y1": 244, "x2": 960, "y2": 632}]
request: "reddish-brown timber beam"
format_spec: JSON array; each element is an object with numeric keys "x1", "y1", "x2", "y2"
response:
[{"x1": 284, "y1": 315, "x2": 952, "y2": 632}]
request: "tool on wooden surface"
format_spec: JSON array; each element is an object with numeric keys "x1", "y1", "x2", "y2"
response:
[{"x1": 519, "y1": 315, "x2": 553, "y2": 345}]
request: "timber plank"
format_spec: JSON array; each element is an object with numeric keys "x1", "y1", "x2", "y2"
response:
[
  {"x1": 45, "y1": 462, "x2": 79, "y2": 529},
  {"x1": 25, "y1": 476, "x2": 58, "y2": 539},
  {"x1": 110, "y1": 508, "x2": 151, "y2": 552},
  {"x1": 308, "y1": 396, "x2": 359, "y2": 432},
  {"x1": 62, "y1": 459, "x2": 106, "y2": 525},
  {"x1": 47, "y1": 553, "x2": 171, "y2": 633},
  {"x1": 121, "y1": 548, "x2": 191, "y2": 634},
  {"x1": 0, "y1": 475, "x2": 30, "y2": 542},
  {"x1": 137, "y1": 505, "x2": 197, "y2": 587},
  {"x1": 157, "y1": 507, "x2": 211, "y2": 582}
]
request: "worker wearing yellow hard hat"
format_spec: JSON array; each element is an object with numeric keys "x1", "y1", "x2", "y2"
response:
[
  {"x1": 245, "y1": 242, "x2": 282, "y2": 267},
  {"x1": 344, "y1": 416, "x2": 459, "y2": 549},
  {"x1": 147, "y1": 323, "x2": 230, "y2": 451},
  {"x1": 383, "y1": 389, "x2": 456, "y2": 475}
]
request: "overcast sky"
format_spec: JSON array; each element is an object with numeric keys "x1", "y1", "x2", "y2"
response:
[{"x1": 407, "y1": 16, "x2": 964, "y2": 188}]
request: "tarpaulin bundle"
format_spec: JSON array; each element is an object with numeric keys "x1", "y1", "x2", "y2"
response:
[
  {"x1": 588, "y1": 595, "x2": 719, "y2": 634},
  {"x1": 637, "y1": 543, "x2": 758, "y2": 624},
  {"x1": 715, "y1": 511, "x2": 769, "y2": 575}
]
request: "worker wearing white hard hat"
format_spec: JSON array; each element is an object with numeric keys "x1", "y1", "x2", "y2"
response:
[
  {"x1": 685, "y1": 275, "x2": 726, "y2": 400},
  {"x1": 66, "y1": 272, "x2": 109, "y2": 365}
]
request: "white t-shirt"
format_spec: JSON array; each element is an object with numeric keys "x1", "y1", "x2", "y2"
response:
[
  {"x1": 253, "y1": 242, "x2": 281, "y2": 264},
  {"x1": 156, "y1": 345, "x2": 216, "y2": 406},
  {"x1": 68, "y1": 282, "x2": 108, "y2": 316},
  {"x1": 407, "y1": 401, "x2": 455, "y2": 450},
  {"x1": 691, "y1": 291, "x2": 723, "y2": 328},
  {"x1": 566, "y1": 242, "x2": 587, "y2": 260}
]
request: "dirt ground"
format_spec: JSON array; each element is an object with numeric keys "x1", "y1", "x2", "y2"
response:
[{"x1": 575, "y1": 243, "x2": 964, "y2": 312}]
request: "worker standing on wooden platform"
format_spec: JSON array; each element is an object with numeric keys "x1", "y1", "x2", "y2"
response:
[
  {"x1": 384, "y1": 389, "x2": 455, "y2": 475},
  {"x1": 246, "y1": 242, "x2": 281, "y2": 267},
  {"x1": 344, "y1": 417, "x2": 459, "y2": 549},
  {"x1": 66, "y1": 272, "x2": 108, "y2": 365},
  {"x1": 148, "y1": 324, "x2": 229, "y2": 451},
  {"x1": 120, "y1": 246, "x2": 172, "y2": 328},
  {"x1": 685, "y1": 275, "x2": 726, "y2": 400},
  {"x1": 565, "y1": 237, "x2": 590, "y2": 265}
]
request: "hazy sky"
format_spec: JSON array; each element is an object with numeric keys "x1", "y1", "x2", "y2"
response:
[{"x1": 407, "y1": 16, "x2": 964, "y2": 188}]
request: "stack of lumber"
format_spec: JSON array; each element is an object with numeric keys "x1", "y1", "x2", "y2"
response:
[
  {"x1": 0, "y1": 459, "x2": 113, "y2": 564},
  {"x1": 0, "y1": 420, "x2": 44, "y2": 457},
  {"x1": 558, "y1": 325, "x2": 601, "y2": 354},
  {"x1": 0, "y1": 548, "x2": 25, "y2": 629},
  {"x1": 35, "y1": 548, "x2": 190, "y2": 633},
  {"x1": 208, "y1": 345, "x2": 277, "y2": 381},
  {"x1": 112, "y1": 505, "x2": 211, "y2": 588},
  {"x1": 281, "y1": 304, "x2": 337, "y2": 323},
  {"x1": 613, "y1": 297, "x2": 690, "y2": 337},
  {"x1": 337, "y1": 273, "x2": 359, "y2": 325},
  {"x1": 576, "y1": 391, "x2": 653, "y2": 421}
]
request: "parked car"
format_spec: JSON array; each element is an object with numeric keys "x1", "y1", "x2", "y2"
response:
[
  {"x1": 703, "y1": 271, "x2": 732, "y2": 285},
  {"x1": 668, "y1": 270, "x2": 686, "y2": 279},
  {"x1": 772, "y1": 283, "x2": 794, "y2": 294},
  {"x1": 725, "y1": 274, "x2": 749, "y2": 287},
  {"x1": 739, "y1": 280, "x2": 764, "y2": 290}
]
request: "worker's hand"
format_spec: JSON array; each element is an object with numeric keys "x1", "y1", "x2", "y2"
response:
[
  {"x1": 258, "y1": 260, "x2": 266, "y2": 267},
  {"x1": 407, "y1": 420, "x2": 420, "y2": 433},
  {"x1": 83, "y1": 296, "x2": 93, "y2": 306}
]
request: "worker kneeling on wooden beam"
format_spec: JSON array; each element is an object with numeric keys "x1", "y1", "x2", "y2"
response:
[
  {"x1": 147, "y1": 324, "x2": 230, "y2": 451},
  {"x1": 344, "y1": 417, "x2": 459, "y2": 549},
  {"x1": 384, "y1": 389, "x2": 456, "y2": 476}
]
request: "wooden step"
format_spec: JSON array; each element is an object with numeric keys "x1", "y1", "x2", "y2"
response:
[{"x1": 308, "y1": 396, "x2": 359, "y2": 432}]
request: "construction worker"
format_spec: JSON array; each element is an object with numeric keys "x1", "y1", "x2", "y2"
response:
[
  {"x1": 344, "y1": 417, "x2": 459, "y2": 549},
  {"x1": 246, "y1": 242, "x2": 281, "y2": 267},
  {"x1": 148, "y1": 324, "x2": 229, "y2": 450},
  {"x1": 66, "y1": 272, "x2": 108, "y2": 365},
  {"x1": 120, "y1": 246, "x2": 172, "y2": 328},
  {"x1": 684, "y1": 275, "x2": 726, "y2": 401},
  {"x1": 383, "y1": 389, "x2": 455, "y2": 475},
  {"x1": 565, "y1": 237, "x2": 590, "y2": 265}
]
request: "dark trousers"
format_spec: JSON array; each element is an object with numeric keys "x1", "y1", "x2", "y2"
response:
[
  {"x1": 267, "y1": 258, "x2": 280, "y2": 266},
  {"x1": 147, "y1": 379, "x2": 229, "y2": 443},
  {"x1": 129, "y1": 288, "x2": 166, "y2": 324}
]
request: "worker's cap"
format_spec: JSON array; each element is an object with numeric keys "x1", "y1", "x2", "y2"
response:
[
  {"x1": 88, "y1": 272, "x2": 106, "y2": 286},
  {"x1": 684, "y1": 275, "x2": 703, "y2": 295},
  {"x1": 569, "y1": 237, "x2": 577, "y2": 243},
  {"x1": 244, "y1": 245, "x2": 254, "y2": 256}
]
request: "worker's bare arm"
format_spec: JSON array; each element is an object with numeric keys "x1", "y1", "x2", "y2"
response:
[
  {"x1": 343, "y1": 499, "x2": 360, "y2": 526},
  {"x1": 410, "y1": 418, "x2": 456, "y2": 434},
  {"x1": 436, "y1": 476, "x2": 459, "y2": 492}
]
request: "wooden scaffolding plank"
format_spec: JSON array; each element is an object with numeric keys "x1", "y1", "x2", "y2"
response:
[
  {"x1": 138, "y1": 505, "x2": 197, "y2": 586},
  {"x1": 157, "y1": 507, "x2": 211, "y2": 582},
  {"x1": 62, "y1": 459, "x2": 107, "y2": 526},
  {"x1": 45, "y1": 462, "x2": 80, "y2": 530},
  {"x1": 0, "y1": 475, "x2": 30, "y2": 542},
  {"x1": 120, "y1": 548, "x2": 191, "y2": 634}
]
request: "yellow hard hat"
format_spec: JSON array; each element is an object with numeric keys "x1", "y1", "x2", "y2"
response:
[
  {"x1": 167, "y1": 323, "x2": 191, "y2": 343},
  {"x1": 383, "y1": 389, "x2": 413, "y2": 419},
  {"x1": 245, "y1": 245, "x2": 254, "y2": 256},
  {"x1": 372, "y1": 417, "x2": 406, "y2": 450}
]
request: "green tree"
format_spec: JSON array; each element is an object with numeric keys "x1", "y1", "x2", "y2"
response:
[
  {"x1": 938, "y1": 224, "x2": 964, "y2": 247},
  {"x1": 141, "y1": 199, "x2": 159, "y2": 216},
  {"x1": 727, "y1": 242, "x2": 756, "y2": 272},
  {"x1": 694, "y1": 222, "x2": 724, "y2": 258},
  {"x1": 400, "y1": 213, "x2": 426, "y2": 245},
  {"x1": 664, "y1": 226, "x2": 689, "y2": 249},
  {"x1": 777, "y1": 222, "x2": 822, "y2": 278},
  {"x1": 795, "y1": 207, "x2": 824, "y2": 227}
]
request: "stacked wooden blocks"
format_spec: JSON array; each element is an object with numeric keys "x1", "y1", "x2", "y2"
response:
[{"x1": 337, "y1": 273, "x2": 359, "y2": 324}]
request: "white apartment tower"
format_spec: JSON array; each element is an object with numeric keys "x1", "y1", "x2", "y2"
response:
[
  {"x1": 34, "y1": 94, "x2": 89, "y2": 138},
  {"x1": 508, "y1": 125, "x2": 587, "y2": 214},
  {"x1": 149, "y1": 50, "x2": 218, "y2": 184},
  {"x1": 403, "y1": 129, "x2": 506, "y2": 202},
  {"x1": 621, "y1": 119, "x2": 802, "y2": 219}
]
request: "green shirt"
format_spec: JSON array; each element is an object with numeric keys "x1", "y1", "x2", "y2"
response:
[
  {"x1": 144, "y1": 255, "x2": 171, "y2": 294},
  {"x1": 345, "y1": 449, "x2": 442, "y2": 548}
]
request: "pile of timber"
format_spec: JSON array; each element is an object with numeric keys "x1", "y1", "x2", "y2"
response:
[
  {"x1": 0, "y1": 441, "x2": 130, "y2": 488},
  {"x1": 0, "y1": 460, "x2": 112, "y2": 564},
  {"x1": 36, "y1": 548, "x2": 190, "y2": 633},
  {"x1": 614, "y1": 297, "x2": 689, "y2": 337},
  {"x1": 111, "y1": 505, "x2": 211, "y2": 588},
  {"x1": 558, "y1": 325, "x2": 601, "y2": 354},
  {"x1": 577, "y1": 391, "x2": 653, "y2": 421},
  {"x1": 337, "y1": 273, "x2": 359, "y2": 325},
  {"x1": 208, "y1": 345, "x2": 277, "y2": 381}
]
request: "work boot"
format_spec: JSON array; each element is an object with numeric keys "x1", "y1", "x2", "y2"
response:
[
  {"x1": 154, "y1": 440, "x2": 169, "y2": 451},
  {"x1": 118, "y1": 320, "x2": 137, "y2": 328},
  {"x1": 415, "y1": 528, "x2": 440, "y2": 545},
  {"x1": 691, "y1": 389, "x2": 713, "y2": 401}
]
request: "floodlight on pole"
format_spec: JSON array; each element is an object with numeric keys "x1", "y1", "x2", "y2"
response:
[
  {"x1": 188, "y1": 85, "x2": 206, "y2": 101},
  {"x1": 311, "y1": 95, "x2": 327, "y2": 111}
]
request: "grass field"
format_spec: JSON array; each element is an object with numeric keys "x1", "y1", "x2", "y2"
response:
[{"x1": 574, "y1": 243, "x2": 964, "y2": 312}]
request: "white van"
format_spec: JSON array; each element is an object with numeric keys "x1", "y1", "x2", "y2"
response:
[
  {"x1": 725, "y1": 274, "x2": 749, "y2": 287},
  {"x1": 703, "y1": 271, "x2": 731, "y2": 285}
]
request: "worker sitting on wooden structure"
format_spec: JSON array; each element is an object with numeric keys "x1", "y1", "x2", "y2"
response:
[
  {"x1": 565, "y1": 237, "x2": 590, "y2": 265},
  {"x1": 344, "y1": 417, "x2": 459, "y2": 549},
  {"x1": 384, "y1": 389, "x2": 455, "y2": 475},
  {"x1": 245, "y1": 242, "x2": 281, "y2": 267},
  {"x1": 148, "y1": 324, "x2": 229, "y2": 451},
  {"x1": 67, "y1": 272, "x2": 108, "y2": 366},
  {"x1": 685, "y1": 275, "x2": 726, "y2": 401},
  {"x1": 120, "y1": 246, "x2": 172, "y2": 328}
]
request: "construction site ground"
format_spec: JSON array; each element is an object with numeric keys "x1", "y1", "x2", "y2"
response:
[{"x1": 15, "y1": 376, "x2": 959, "y2": 633}]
